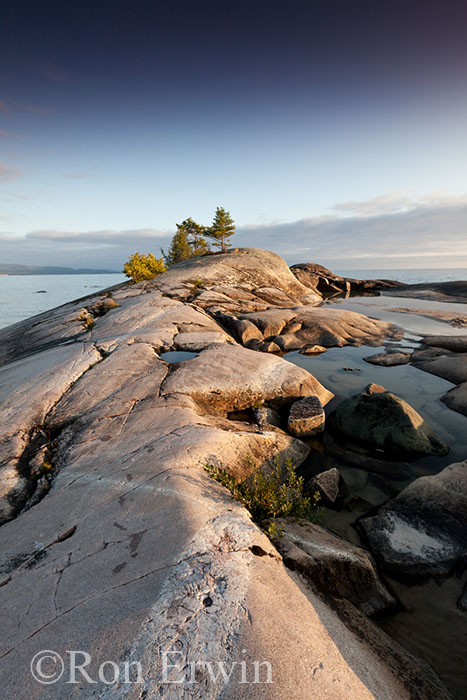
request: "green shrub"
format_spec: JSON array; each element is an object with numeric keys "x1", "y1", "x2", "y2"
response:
[
  {"x1": 204, "y1": 457, "x2": 322, "y2": 536},
  {"x1": 123, "y1": 252, "x2": 166, "y2": 282}
]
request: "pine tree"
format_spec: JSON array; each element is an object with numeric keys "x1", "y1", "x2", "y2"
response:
[
  {"x1": 161, "y1": 228, "x2": 193, "y2": 267},
  {"x1": 177, "y1": 217, "x2": 209, "y2": 256},
  {"x1": 207, "y1": 207, "x2": 235, "y2": 254}
]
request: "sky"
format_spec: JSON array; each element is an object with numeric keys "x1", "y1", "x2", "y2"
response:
[{"x1": 1, "y1": 0, "x2": 467, "y2": 270}]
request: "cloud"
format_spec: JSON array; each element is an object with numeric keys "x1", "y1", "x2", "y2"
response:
[
  {"x1": 0, "y1": 128, "x2": 21, "y2": 139},
  {"x1": 0, "y1": 99, "x2": 54, "y2": 116},
  {"x1": 40, "y1": 62, "x2": 69, "y2": 84},
  {"x1": 332, "y1": 191, "x2": 415, "y2": 216},
  {"x1": 21, "y1": 103, "x2": 55, "y2": 116},
  {"x1": 235, "y1": 193, "x2": 467, "y2": 268},
  {"x1": 2, "y1": 193, "x2": 467, "y2": 270},
  {"x1": 0, "y1": 228, "x2": 173, "y2": 270},
  {"x1": 63, "y1": 169, "x2": 97, "y2": 179},
  {"x1": 0, "y1": 162, "x2": 22, "y2": 182}
]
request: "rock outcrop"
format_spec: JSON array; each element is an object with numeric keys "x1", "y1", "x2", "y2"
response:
[
  {"x1": 290, "y1": 262, "x2": 404, "y2": 298},
  {"x1": 361, "y1": 460, "x2": 467, "y2": 580},
  {"x1": 0, "y1": 248, "x2": 448, "y2": 699},
  {"x1": 275, "y1": 519, "x2": 397, "y2": 617},
  {"x1": 411, "y1": 338, "x2": 467, "y2": 417}
]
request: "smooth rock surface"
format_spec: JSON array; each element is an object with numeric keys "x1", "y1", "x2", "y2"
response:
[
  {"x1": 162, "y1": 343, "x2": 334, "y2": 411},
  {"x1": 0, "y1": 248, "x2": 449, "y2": 699}
]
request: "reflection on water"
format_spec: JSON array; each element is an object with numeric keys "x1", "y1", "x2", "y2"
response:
[
  {"x1": 329, "y1": 294, "x2": 467, "y2": 337},
  {"x1": 287, "y1": 341, "x2": 467, "y2": 477},
  {"x1": 160, "y1": 350, "x2": 198, "y2": 363}
]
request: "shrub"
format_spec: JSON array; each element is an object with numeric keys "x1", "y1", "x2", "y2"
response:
[
  {"x1": 123, "y1": 252, "x2": 166, "y2": 282},
  {"x1": 204, "y1": 457, "x2": 322, "y2": 537}
]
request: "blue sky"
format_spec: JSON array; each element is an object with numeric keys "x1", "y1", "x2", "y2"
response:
[{"x1": 1, "y1": 0, "x2": 467, "y2": 270}]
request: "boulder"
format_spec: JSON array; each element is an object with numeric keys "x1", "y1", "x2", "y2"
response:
[
  {"x1": 240, "y1": 308, "x2": 297, "y2": 337},
  {"x1": 441, "y1": 382, "x2": 467, "y2": 417},
  {"x1": 364, "y1": 351, "x2": 411, "y2": 366},
  {"x1": 361, "y1": 460, "x2": 467, "y2": 580},
  {"x1": 274, "y1": 519, "x2": 397, "y2": 616},
  {"x1": 333, "y1": 391, "x2": 449, "y2": 459},
  {"x1": 308, "y1": 467, "x2": 347, "y2": 508},
  {"x1": 288, "y1": 396, "x2": 325, "y2": 437},
  {"x1": 273, "y1": 307, "x2": 400, "y2": 350},
  {"x1": 253, "y1": 405, "x2": 282, "y2": 430},
  {"x1": 154, "y1": 248, "x2": 316, "y2": 299},
  {"x1": 162, "y1": 343, "x2": 334, "y2": 411},
  {"x1": 423, "y1": 335, "x2": 467, "y2": 353},
  {"x1": 259, "y1": 340, "x2": 281, "y2": 353},
  {"x1": 229, "y1": 318, "x2": 264, "y2": 344},
  {"x1": 290, "y1": 262, "x2": 403, "y2": 295}
]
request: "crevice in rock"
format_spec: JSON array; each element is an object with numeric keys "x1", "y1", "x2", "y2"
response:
[
  {"x1": 10, "y1": 424, "x2": 63, "y2": 519},
  {"x1": 0, "y1": 524, "x2": 77, "y2": 579}
]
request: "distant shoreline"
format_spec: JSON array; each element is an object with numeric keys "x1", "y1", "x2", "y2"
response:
[{"x1": 0, "y1": 265, "x2": 120, "y2": 275}]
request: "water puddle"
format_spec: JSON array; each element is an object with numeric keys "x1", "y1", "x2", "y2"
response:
[{"x1": 160, "y1": 350, "x2": 198, "y2": 363}]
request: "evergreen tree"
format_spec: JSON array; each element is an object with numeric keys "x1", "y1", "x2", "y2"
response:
[
  {"x1": 207, "y1": 207, "x2": 235, "y2": 253},
  {"x1": 177, "y1": 217, "x2": 209, "y2": 256},
  {"x1": 161, "y1": 228, "x2": 193, "y2": 267}
]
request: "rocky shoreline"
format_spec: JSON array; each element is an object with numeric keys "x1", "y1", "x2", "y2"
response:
[{"x1": 0, "y1": 248, "x2": 465, "y2": 698}]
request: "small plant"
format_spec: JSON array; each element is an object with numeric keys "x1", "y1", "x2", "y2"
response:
[
  {"x1": 192, "y1": 278, "x2": 204, "y2": 288},
  {"x1": 123, "y1": 252, "x2": 166, "y2": 282},
  {"x1": 204, "y1": 457, "x2": 322, "y2": 537}
]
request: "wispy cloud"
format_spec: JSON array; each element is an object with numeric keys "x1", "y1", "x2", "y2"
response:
[
  {"x1": 63, "y1": 168, "x2": 97, "y2": 179},
  {"x1": 2, "y1": 193, "x2": 467, "y2": 270},
  {"x1": 21, "y1": 103, "x2": 55, "y2": 116},
  {"x1": 0, "y1": 99, "x2": 55, "y2": 116},
  {"x1": 235, "y1": 193, "x2": 467, "y2": 268},
  {"x1": 0, "y1": 161, "x2": 22, "y2": 182},
  {"x1": 0, "y1": 128, "x2": 21, "y2": 139},
  {"x1": 40, "y1": 62, "x2": 69, "y2": 84}
]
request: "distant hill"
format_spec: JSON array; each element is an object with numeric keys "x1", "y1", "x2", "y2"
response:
[{"x1": 0, "y1": 264, "x2": 120, "y2": 275}]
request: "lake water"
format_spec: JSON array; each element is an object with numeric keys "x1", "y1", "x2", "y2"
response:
[
  {"x1": 1, "y1": 268, "x2": 466, "y2": 331},
  {"x1": 335, "y1": 267, "x2": 467, "y2": 284},
  {"x1": 0, "y1": 273, "x2": 126, "y2": 329}
]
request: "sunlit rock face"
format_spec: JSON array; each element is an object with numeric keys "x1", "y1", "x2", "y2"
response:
[{"x1": 0, "y1": 248, "x2": 449, "y2": 700}]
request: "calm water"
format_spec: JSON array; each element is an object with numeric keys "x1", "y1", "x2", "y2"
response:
[
  {"x1": 335, "y1": 267, "x2": 467, "y2": 284},
  {"x1": 1, "y1": 268, "x2": 466, "y2": 331},
  {"x1": 0, "y1": 273, "x2": 126, "y2": 329}
]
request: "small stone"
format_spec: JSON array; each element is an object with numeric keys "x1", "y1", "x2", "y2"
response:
[
  {"x1": 253, "y1": 406, "x2": 281, "y2": 430},
  {"x1": 300, "y1": 345, "x2": 327, "y2": 355},
  {"x1": 364, "y1": 352, "x2": 411, "y2": 366},
  {"x1": 365, "y1": 383, "x2": 387, "y2": 394},
  {"x1": 288, "y1": 396, "x2": 325, "y2": 437},
  {"x1": 308, "y1": 468, "x2": 347, "y2": 508}
]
